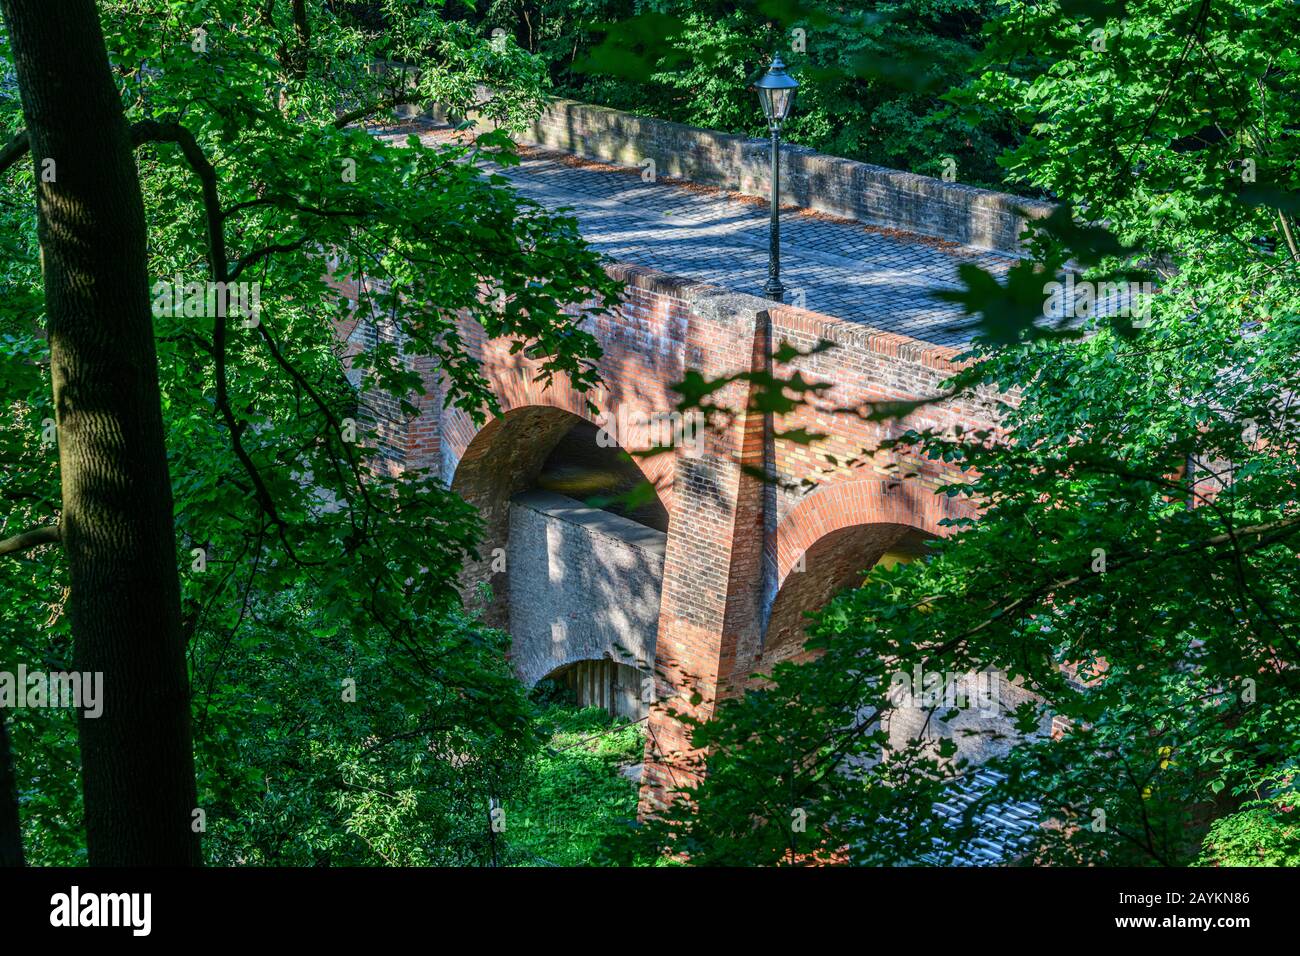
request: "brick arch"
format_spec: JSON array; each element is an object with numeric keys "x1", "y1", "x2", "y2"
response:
[
  {"x1": 443, "y1": 370, "x2": 594, "y2": 475},
  {"x1": 755, "y1": 480, "x2": 975, "y2": 673},
  {"x1": 449, "y1": 399, "x2": 674, "y2": 629},
  {"x1": 448, "y1": 406, "x2": 578, "y2": 624},
  {"x1": 444, "y1": 391, "x2": 675, "y2": 513},
  {"x1": 774, "y1": 479, "x2": 973, "y2": 591}
]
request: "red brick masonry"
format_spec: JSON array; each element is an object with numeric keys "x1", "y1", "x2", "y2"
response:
[{"x1": 334, "y1": 260, "x2": 1000, "y2": 812}]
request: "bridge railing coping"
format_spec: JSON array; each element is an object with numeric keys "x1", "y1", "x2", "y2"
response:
[{"x1": 603, "y1": 261, "x2": 966, "y2": 376}]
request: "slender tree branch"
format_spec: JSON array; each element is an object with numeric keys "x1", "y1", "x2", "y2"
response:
[
  {"x1": 133, "y1": 119, "x2": 320, "y2": 566},
  {"x1": 333, "y1": 91, "x2": 425, "y2": 129},
  {"x1": 929, "y1": 511, "x2": 1300, "y2": 657},
  {"x1": 228, "y1": 236, "x2": 312, "y2": 280},
  {"x1": 0, "y1": 523, "x2": 59, "y2": 557},
  {"x1": 0, "y1": 130, "x2": 29, "y2": 175},
  {"x1": 252, "y1": 318, "x2": 376, "y2": 536}
]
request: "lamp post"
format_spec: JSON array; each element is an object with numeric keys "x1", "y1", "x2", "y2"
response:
[{"x1": 754, "y1": 54, "x2": 799, "y2": 302}]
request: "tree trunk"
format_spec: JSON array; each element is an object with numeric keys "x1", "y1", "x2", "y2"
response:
[
  {"x1": 0, "y1": 716, "x2": 22, "y2": 866},
  {"x1": 1, "y1": 0, "x2": 200, "y2": 864}
]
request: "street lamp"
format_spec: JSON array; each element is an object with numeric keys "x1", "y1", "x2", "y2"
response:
[{"x1": 753, "y1": 54, "x2": 799, "y2": 302}]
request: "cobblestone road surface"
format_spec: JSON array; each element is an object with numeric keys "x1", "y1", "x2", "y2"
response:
[{"x1": 388, "y1": 124, "x2": 1017, "y2": 347}]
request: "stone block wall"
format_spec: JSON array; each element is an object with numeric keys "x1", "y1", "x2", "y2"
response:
[{"x1": 507, "y1": 490, "x2": 666, "y2": 688}]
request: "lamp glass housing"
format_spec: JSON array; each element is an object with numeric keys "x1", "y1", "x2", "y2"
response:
[{"x1": 754, "y1": 54, "x2": 799, "y2": 125}]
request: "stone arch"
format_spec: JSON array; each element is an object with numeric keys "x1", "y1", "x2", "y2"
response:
[
  {"x1": 448, "y1": 400, "x2": 672, "y2": 579},
  {"x1": 757, "y1": 480, "x2": 974, "y2": 672}
]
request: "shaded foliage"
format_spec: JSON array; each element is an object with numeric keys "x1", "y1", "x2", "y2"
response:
[
  {"x1": 465, "y1": 0, "x2": 1019, "y2": 187},
  {"x1": 1, "y1": 0, "x2": 615, "y2": 863},
  {"x1": 627, "y1": 0, "x2": 1300, "y2": 867}
]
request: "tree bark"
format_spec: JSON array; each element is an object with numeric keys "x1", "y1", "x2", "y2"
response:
[
  {"x1": 0, "y1": 716, "x2": 22, "y2": 866},
  {"x1": 0, "y1": 0, "x2": 200, "y2": 864}
]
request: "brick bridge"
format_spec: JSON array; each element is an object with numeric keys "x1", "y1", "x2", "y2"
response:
[{"x1": 345, "y1": 98, "x2": 1052, "y2": 810}]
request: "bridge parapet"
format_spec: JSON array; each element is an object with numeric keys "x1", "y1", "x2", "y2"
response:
[{"x1": 433, "y1": 91, "x2": 1054, "y2": 256}]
